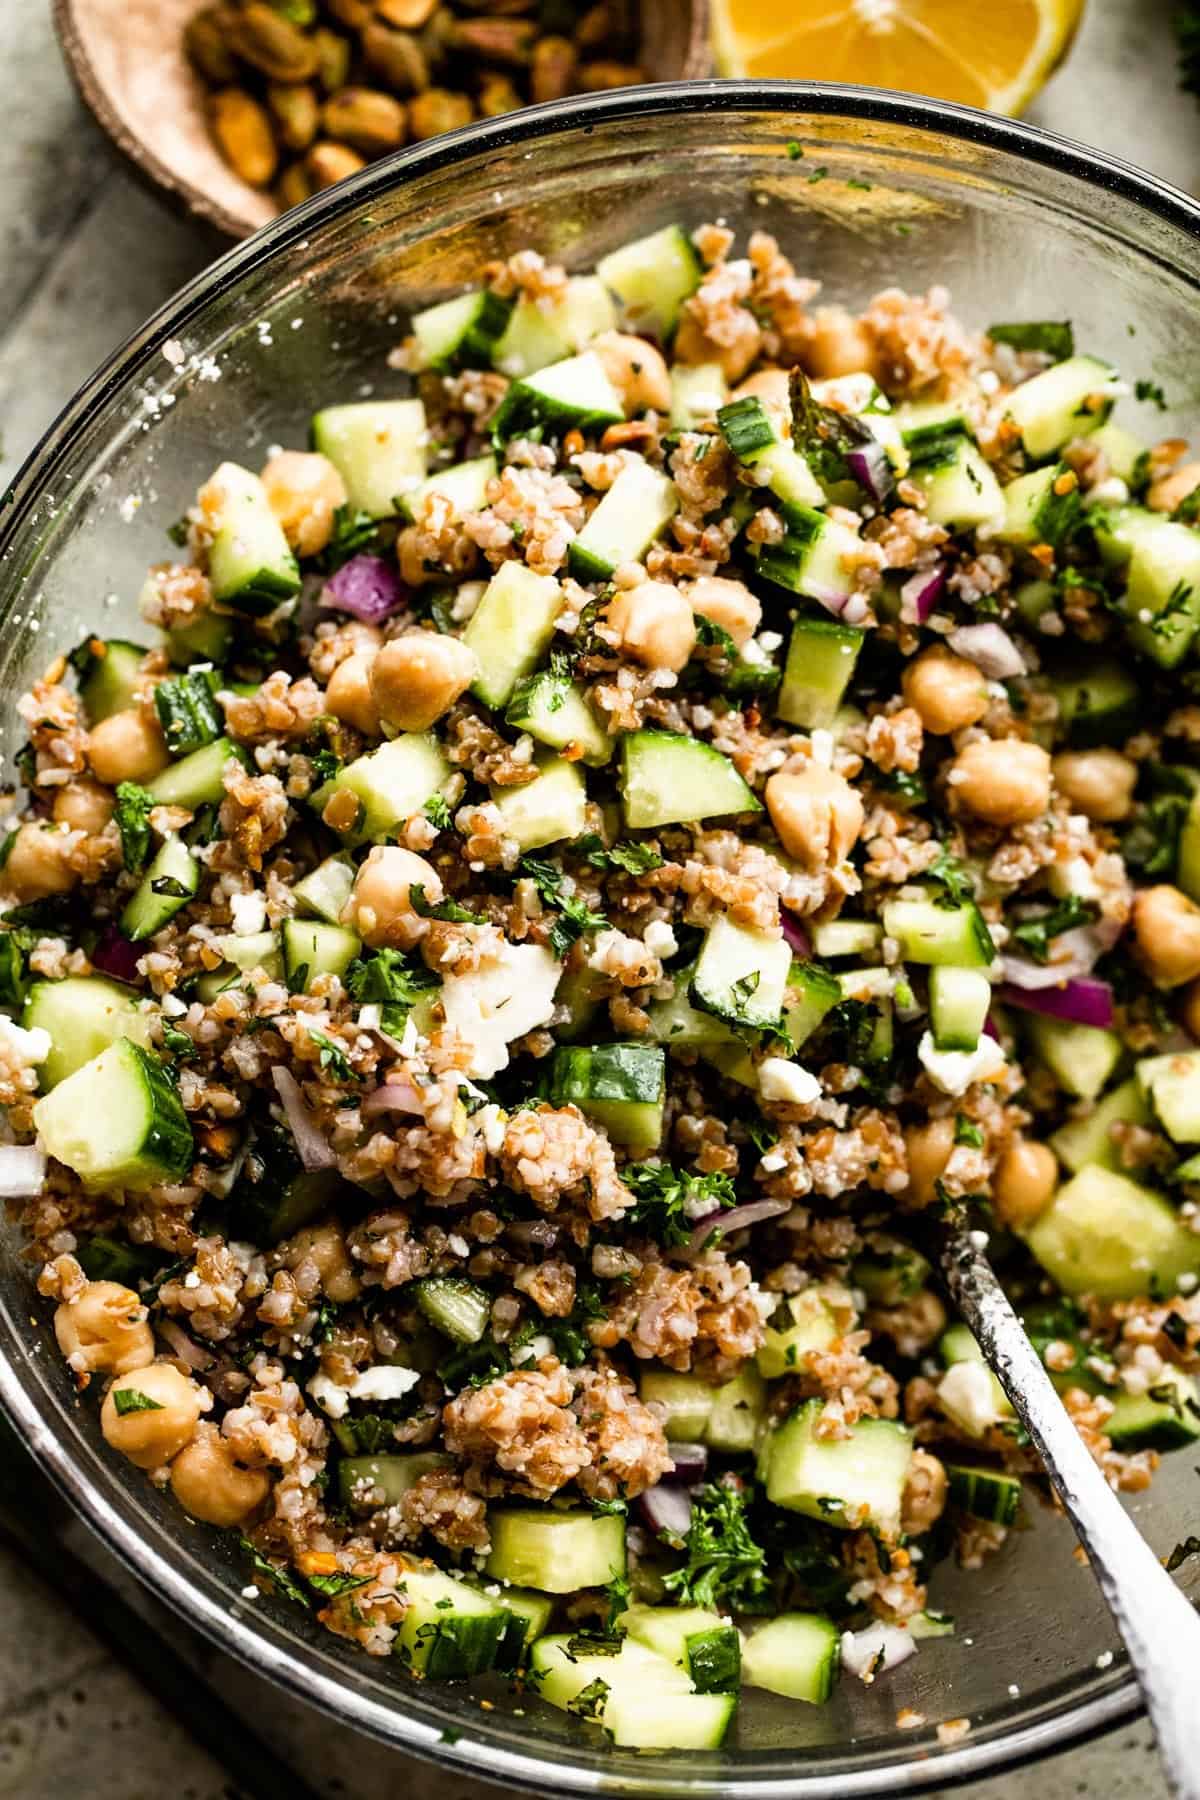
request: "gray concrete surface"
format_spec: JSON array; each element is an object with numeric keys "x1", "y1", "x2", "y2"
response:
[{"x1": 0, "y1": 0, "x2": 1194, "y2": 1793}]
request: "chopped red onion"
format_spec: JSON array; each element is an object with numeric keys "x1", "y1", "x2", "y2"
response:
[
  {"x1": 899, "y1": 564, "x2": 946, "y2": 624},
  {"x1": 841, "y1": 1622, "x2": 917, "y2": 1683},
  {"x1": 663, "y1": 1441, "x2": 709, "y2": 1483},
  {"x1": 996, "y1": 978, "x2": 1114, "y2": 1029},
  {"x1": 362, "y1": 1079, "x2": 425, "y2": 1117},
  {"x1": 948, "y1": 622, "x2": 1026, "y2": 681},
  {"x1": 781, "y1": 915, "x2": 812, "y2": 959},
  {"x1": 637, "y1": 1482, "x2": 693, "y2": 1541},
  {"x1": 983, "y1": 1013, "x2": 1000, "y2": 1041},
  {"x1": 0, "y1": 1145, "x2": 45, "y2": 1198},
  {"x1": 158, "y1": 1318, "x2": 215, "y2": 1372},
  {"x1": 999, "y1": 926, "x2": 1104, "y2": 990},
  {"x1": 320, "y1": 555, "x2": 406, "y2": 623},
  {"x1": 91, "y1": 926, "x2": 142, "y2": 986},
  {"x1": 271, "y1": 1065, "x2": 336, "y2": 1171},
  {"x1": 846, "y1": 440, "x2": 896, "y2": 507},
  {"x1": 684, "y1": 1198, "x2": 791, "y2": 1256}
]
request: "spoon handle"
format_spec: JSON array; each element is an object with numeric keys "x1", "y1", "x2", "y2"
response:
[{"x1": 936, "y1": 1224, "x2": 1200, "y2": 1800}]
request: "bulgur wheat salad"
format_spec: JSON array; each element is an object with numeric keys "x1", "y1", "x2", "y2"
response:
[{"x1": 7, "y1": 219, "x2": 1200, "y2": 1749}]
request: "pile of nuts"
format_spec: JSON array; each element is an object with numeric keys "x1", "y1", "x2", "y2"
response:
[{"x1": 185, "y1": 0, "x2": 646, "y2": 210}]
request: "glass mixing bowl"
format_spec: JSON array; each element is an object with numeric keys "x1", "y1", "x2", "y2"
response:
[{"x1": 2, "y1": 79, "x2": 1199, "y2": 1798}]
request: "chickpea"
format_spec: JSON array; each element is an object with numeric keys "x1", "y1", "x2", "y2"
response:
[
  {"x1": 682, "y1": 575, "x2": 761, "y2": 649},
  {"x1": 731, "y1": 367, "x2": 791, "y2": 432},
  {"x1": 901, "y1": 644, "x2": 989, "y2": 736},
  {"x1": 3, "y1": 822, "x2": 78, "y2": 903},
  {"x1": 765, "y1": 764, "x2": 864, "y2": 871},
  {"x1": 87, "y1": 708, "x2": 169, "y2": 787},
  {"x1": 673, "y1": 307, "x2": 762, "y2": 385},
  {"x1": 1133, "y1": 884, "x2": 1200, "y2": 988},
  {"x1": 53, "y1": 777, "x2": 115, "y2": 835},
  {"x1": 590, "y1": 332, "x2": 672, "y2": 415},
  {"x1": 903, "y1": 1117, "x2": 956, "y2": 1208},
  {"x1": 803, "y1": 307, "x2": 880, "y2": 381},
  {"x1": 1180, "y1": 977, "x2": 1200, "y2": 1040},
  {"x1": 606, "y1": 580, "x2": 696, "y2": 674},
  {"x1": 284, "y1": 1219, "x2": 360, "y2": 1303},
  {"x1": 343, "y1": 845, "x2": 442, "y2": 947},
  {"x1": 54, "y1": 1280, "x2": 154, "y2": 1378},
  {"x1": 991, "y1": 1138, "x2": 1058, "y2": 1230},
  {"x1": 1147, "y1": 461, "x2": 1200, "y2": 515},
  {"x1": 1052, "y1": 749, "x2": 1137, "y2": 824},
  {"x1": 100, "y1": 1360, "x2": 204, "y2": 1469},
  {"x1": 325, "y1": 650, "x2": 381, "y2": 736},
  {"x1": 949, "y1": 738, "x2": 1051, "y2": 827},
  {"x1": 170, "y1": 1422, "x2": 271, "y2": 1527},
  {"x1": 261, "y1": 450, "x2": 348, "y2": 558},
  {"x1": 369, "y1": 631, "x2": 478, "y2": 732}
]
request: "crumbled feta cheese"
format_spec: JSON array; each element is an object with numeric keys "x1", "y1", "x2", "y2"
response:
[
  {"x1": 1095, "y1": 1649, "x2": 1114, "y2": 1670},
  {"x1": 0, "y1": 1016, "x2": 50, "y2": 1067},
  {"x1": 643, "y1": 919, "x2": 678, "y2": 959},
  {"x1": 937, "y1": 1361, "x2": 1002, "y2": 1436},
  {"x1": 809, "y1": 728, "x2": 835, "y2": 768},
  {"x1": 439, "y1": 941, "x2": 561, "y2": 1079},
  {"x1": 307, "y1": 1372, "x2": 349, "y2": 1419},
  {"x1": 759, "y1": 1149, "x2": 788, "y2": 1173},
  {"x1": 230, "y1": 891, "x2": 267, "y2": 936},
  {"x1": 397, "y1": 1013, "x2": 421, "y2": 1057},
  {"x1": 477, "y1": 1103, "x2": 508, "y2": 1156},
  {"x1": 349, "y1": 1365, "x2": 421, "y2": 1404},
  {"x1": 357, "y1": 1004, "x2": 382, "y2": 1030},
  {"x1": 757, "y1": 630, "x2": 783, "y2": 653},
  {"x1": 241, "y1": 1584, "x2": 260, "y2": 1600},
  {"x1": 1047, "y1": 855, "x2": 1101, "y2": 903},
  {"x1": 511, "y1": 1334, "x2": 552, "y2": 1367},
  {"x1": 758, "y1": 1058, "x2": 821, "y2": 1105},
  {"x1": 840, "y1": 1623, "x2": 917, "y2": 1683},
  {"x1": 184, "y1": 1270, "x2": 201, "y2": 1290},
  {"x1": 160, "y1": 993, "x2": 187, "y2": 1017},
  {"x1": 917, "y1": 1030, "x2": 1006, "y2": 1097}
]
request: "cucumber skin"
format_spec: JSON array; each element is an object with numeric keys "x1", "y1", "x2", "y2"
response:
[
  {"x1": 115, "y1": 1045, "x2": 194, "y2": 1182},
  {"x1": 945, "y1": 1463, "x2": 1022, "y2": 1525}
]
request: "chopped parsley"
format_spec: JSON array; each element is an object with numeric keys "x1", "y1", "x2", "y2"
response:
[
  {"x1": 1010, "y1": 894, "x2": 1097, "y2": 963},
  {"x1": 112, "y1": 1387, "x2": 165, "y2": 1415},
  {"x1": 308, "y1": 1030, "x2": 358, "y2": 1082},
  {"x1": 309, "y1": 746, "x2": 342, "y2": 787},
  {"x1": 519, "y1": 855, "x2": 607, "y2": 959},
  {"x1": 1135, "y1": 378, "x2": 1169, "y2": 412},
  {"x1": 160, "y1": 1021, "x2": 197, "y2": 1060},
  {"x1": 788, "y1": 365, "x2": 877, "y2": 491},
  {"x1": 423, "y1": 793, "x2": 453, "y2": 832},
  {"x1": 575, "y1": 834, "x2": 664, "y2": 876},
  {"x1": 954, "y1": 1114, "x2": 984, "y2": 1148},
  {"x1": 346, "y1": 946, "x2": 440, "y2": 1036},
  {"x1": 567, "y1": 1677, "x2": 610, "y2": 1722},
  {"x1": 622, "y1": 1160, "x2": 737, "y2": 1249},
  {"x1": 1121, "y1": 789, "x2": 1190, "y2": 876},
  {"x1": 987, "y1": 320, "x2": 1074, "y2": 362},
  {"x1": 1166, "y1": 1535, "x2": 1200, "y2": 1573},
  {"x1": 304, "y1": 1570, "x2": 374, "y2": 1600},
  {"x1": 1151, "y1": 578, "x2": 1194, "y2": 639},
  {"x1": 661, "y1": 1478, "x2": 770, "y2": 1613},
  {"x1": 926, "y1": 846, "x2": 976, "y2": 908},
  {"x1": 114, "y1": 782, "x2": 155, "y2": 874},
  {"x1": 409, "y1": 884, "x2": 485, "y2": 925},
  {"x1": 319, "y1": 505, "x2": 382, "y2": 573},
  {"x1": 786, "y1": 139, "x2": 804, "y2": 160}
]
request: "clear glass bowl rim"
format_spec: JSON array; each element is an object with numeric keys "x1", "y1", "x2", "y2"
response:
[{"x1": 3, "y1": 76, "x2": 1197, "y2": 1797}]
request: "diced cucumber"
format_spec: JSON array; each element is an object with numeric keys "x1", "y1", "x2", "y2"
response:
[
  {"x1": 311, "y1": 398, "x2": 427, "y2": 518},
  {"x1": 1105, "y1": 1367, "x2": 1200, "y2": 1449},
  {"x1": 164, "y1": 607, "x2": 235, "y2": 670},
  {"x1": 776, "y1": 616, "x2": 864, "y2": 730},
  {"x1": 1025, "y1": 1014, "x2": 1122, "y2": 1101},
  {"x1": 491, "y1": 350, "x2": 624, "y2": 443},
  {"x1": 1048, "y1": 655, "x2": 1140, "y2": 749},
  {"x1": 754, "y1": 502, "x2": 863, "y2": 609},
  {"x1": 410, "y1": 288, "x2": 514, "y2": 373},
  {"x1": 414, "y1": 1275, "x2": 491, "y2": 1344},
  {"x1": 618, "y1": 1605, "x2": 739, "y2": 1693},
  {"x1": 717, "y1": 396, "x2": 824, "y2": 510},
  {"x1": 1004, "y1": 355, "x2": 1121, "y2": 459},
  {"x1": 493, "y1": 276, "x2": 616, "y2": 379},
  {"x1": 684, "y1": 1626, "x2": 742, "y2": 1696},
  {"x1": 339, "y1": 1451, "x2": 453, "y2": 1512},
  {"x1": 120, "y1": 835, "x2": 199, "y2": 941},
  {"x1": 881, "y1": 897, "x2": 994, "y2": 968},
  {"x1": 312, "y1": 732, "x2": 449, "y2": 845},
  {"x1": 292, "y1": 853, "x2": 356, "y2": 926},
  {"x1": 75, "y1": 1234, "x2": 163, "y2": 1287},
  {"x1": 640, "y1": 1369, "x2": 715, "y2": 1442},
  {"x1": 691, "y1": 914, "x2": 791, "y2": 1030},
  {"x1": 670, "y1": 363, "x2": 727, "y2": 429},
  {"x1": 485, "y1": 1507, "x2": 626, "y2": 1593},
  {"x1": 147, "y1": 737, "x2": 243, "y2": 809},
  {"x1": 463, "y1": 560, "x2": 563, "y2": 710},
  {"x1": 1025, "y1": 1164, "x2": 1200, "y2": 1298},
  {"x1": 892, "y1": 398, "x2": 973, "y2": 463},
  {"x1": 604, "y1": 1690, "x2": 736, "y2": 1749},
  {"x1": 505, "y1": 668, "x2": 611, "y2": 766},
  {"x1": 705, "y1": 1366, "x2": 767, "y2": 1454},
  {"x1": 853, "y1": 1241, "x2": 931, "y2": 1306},
  {"x1": 394, "y1": 1564, "x2": 507, "y2": 1680},
  {"x1": 997, "y1": 462, "x2": 1082, "y2": 547},
  {"x1": 596, "y1": 224, "x2": 702, "y2": 339},
  {"x1": 33, "y1": 1039, "x2": 193, "y2": 1191},
  {"x1": 910, "y1": 1610, "x2": 956, "y2": 1640},
  {"x1": 198, "y1": 931, "x2": 281, "y2": 994},
  {"x1": 75, "y1": 639, "x2": 148, "y2": 725},
  {"x1": 204, "y1": 463, "x2": 300, "y2": 615},
  {"x1": 809, "y1": 919, "x2": 882, "y2": 960},
  {"x1": 397, "y1": 453, "x2": 496, "y2": 524},
  {"x1": 783, "y1": 960, "x2": 843, "y2": 1047},
  {"x1": 1051, "y1": 1078, "x2": 1150, "y2": 1174},
  {"x1": 23, "y1": 977, "x2": 151, "y2": 1092},
  {"x1": 153, "y1": 669, "x2": 224, "y2": 757},
  {"x1": 568, "y1": 458, "x2": 678, "y2": 582},
  {"x1": 555, "y1": 962, "x2": 606, "y2": 1043},
  {"x1": 757, "y1": 1287, "x2": 838, "y2": 1380},
  {"x1": 1137, "y1": 1050, "x2": 1200, "y2": 1142},
  {"x1": 928, "y1": 965, "x2": 991, "y2": 1052},
  {"x1": 491, "y1": 755, "x2": 588, "y2": 851},
  {"x1": 229, "y1": 1163, "x2": 345, "y2": 1246},
  {"x1": 911, "y1": 438, "x2": 1004, "y2": 531},
  {"x1": 1014, "y1": 578, "x2": 1057, "y2": 629},
  {"x1": 762, "y1": 1400, "x2": 912, "y2": 1535},
  {"x1": 620, "y1": 729, "x2": 760, "y2": 829},
  {"x1": 281, "y1": 919, "x2": 360, "y2": 993},
  {"x1": 742, "y1": 1613, "x2": 840, "y2": 1705},
  {"x1": 545, "y1": 1042, "x2": 665, "y2": 1152},
  {"x1": 490, "y1": 1586, "x2": 555, "y2": 1671},
  {"x1": 935, "y1": 1325, "x2": 1013, "y2": 1436},
  {"x1": 945, "y1": 1464, "x2": 1022, "y2": 1525},
  {"x1": 1178, "y1": 791, "x2": 1200, "y2": 904},
  {"x1": 1090, "y1": 420, "x2": 1147, "y2": 485},
  {"x1": 1124, "y1": 518, "x2": 1200, "y2": 669}
]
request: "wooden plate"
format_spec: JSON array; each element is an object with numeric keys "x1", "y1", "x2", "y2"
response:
[{"x1": 53, "y1": 0, "x2": 712, "y2": 241}]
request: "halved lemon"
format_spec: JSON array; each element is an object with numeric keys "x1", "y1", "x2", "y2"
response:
[{"x1": 712, "y1": 0, "x2": 1085, "y2": 116}]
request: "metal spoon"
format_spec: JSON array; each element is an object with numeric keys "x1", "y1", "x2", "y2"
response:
[{"x1": 935, "y1": 1220, "x2": 1200, "y2": 1800}]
